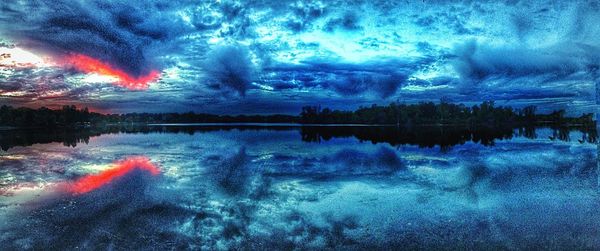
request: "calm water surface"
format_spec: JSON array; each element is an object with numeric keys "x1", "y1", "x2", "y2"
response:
[{"x1": 0, "y1": 125, "x2": 598, "y2": 250}]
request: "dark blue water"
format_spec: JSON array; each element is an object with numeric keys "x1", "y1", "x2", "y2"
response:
[{"x1": 0, "y1": 126, "x2": 598, "y2": 249}]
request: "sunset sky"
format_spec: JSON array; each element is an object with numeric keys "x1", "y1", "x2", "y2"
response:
[{"x1": 0, "y1": 0, "x2": 598, "y2": 114}]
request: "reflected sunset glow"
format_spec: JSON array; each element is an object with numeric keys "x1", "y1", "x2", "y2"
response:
[{"x1": 68, "y1": 156, "x2": 160, "y2": 194}]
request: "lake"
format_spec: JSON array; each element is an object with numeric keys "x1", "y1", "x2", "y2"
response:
[{"x1": 0, "y1": 125, "x2": 598, "y2": 249}]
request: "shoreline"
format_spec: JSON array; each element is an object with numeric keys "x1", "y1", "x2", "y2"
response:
[{"x1": 0, "y1": 122, "x2": 596, "y2": 131}]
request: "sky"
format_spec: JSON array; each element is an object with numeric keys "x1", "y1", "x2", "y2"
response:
[{"x1": 0, "y1": 0, "x2": 598, "y2": 115}]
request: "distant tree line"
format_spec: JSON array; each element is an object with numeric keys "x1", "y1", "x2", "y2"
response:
[
  {"x1": 299, "y1": 101, "x2": 595, "y2": 126},
  {"x1": 0, "y1": 101, "x2": 595, "y2": 128},
  {"x1": 0, "y1": 105, "x2": 298, "y2": 128},
  {"x1": 0, "y1": 105, "x2": 92, "y2": 128}
]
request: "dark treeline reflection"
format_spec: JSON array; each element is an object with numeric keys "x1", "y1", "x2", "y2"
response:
[
  {"x1": 302, "y1": 126, "x2": 597, "y2": 150},
  {"x1": 0, "y1": 125, "x2": 597, "y2": 151},
  {"x1": 0, "y1": 125, "x2": 297, "y2": 151}
]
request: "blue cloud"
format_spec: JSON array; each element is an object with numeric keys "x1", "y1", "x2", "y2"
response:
[
  {"x1": 328, "y1": 72, "x2": 406, "y2": 98},
  {"x1": 0, "y1": 0, "x2": 188, "y2": 76},
  {"x1": 203, "y1": 45, "x2": 256, "y2": 96},
  {"x1": 261, "y1": 57, "x2": 430, "y2": 99},
  {"x1": 452, "y1": 40, "x2": 590, "y2": 82}
]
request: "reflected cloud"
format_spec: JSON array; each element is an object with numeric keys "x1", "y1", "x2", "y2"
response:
[
  {"x1": 203, "y1": 147, "x2": 273, "y2": 199},
  {"x1": 205, "y1": 146, "x2": 250, "y2": 195},
  {"x1": 264, "y1": 146, "x2": 404, "y2": 179},
  {"x1": 0, "y1": 156, "x2": 193, "y2": 250},
  {"x1": 66, "y1": 156, "x2": 160, "y2": 194}
]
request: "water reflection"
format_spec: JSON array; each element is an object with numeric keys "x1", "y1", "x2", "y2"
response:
[
  {"x1": 0, "y1": 125, "x2": 598, "y2": 249},
  {"x1": 302, "y1": 125, "x2": 597, "y2": 147},
  {"x1": 0, "y1": 124, "x2": 596, "y2": 151},
  {"x1": 67, "y1": 156, "x2": 160, "y2": 194},
  {"x1": 1, "y1": 157, "x2": 183, "y2": 250}
]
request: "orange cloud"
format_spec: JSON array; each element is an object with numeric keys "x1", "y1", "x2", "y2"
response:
[{"x1": 65, "y1": 54, "x2": 160, "y2": 90}]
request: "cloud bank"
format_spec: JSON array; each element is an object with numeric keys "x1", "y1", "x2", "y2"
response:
[{"x1": 0, "y1": 0, "x2": 596, "y2": 114}]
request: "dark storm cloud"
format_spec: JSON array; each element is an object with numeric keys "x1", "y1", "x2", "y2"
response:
[
  {"x1": 263, "y1": 57, "x2": 431, "y2": 98},
  {"x1": 452, "y1": 40, "x2": 591, "y2": 82},
  {"x1": 328, "y1": 72, "x2": 406, "y2": 98},
  {"x1": 203, "y1": 45, "x2": 256, "y2": 96},
  {"x1": 0, "y1": 1, "x2": 188, "y2": 76}
]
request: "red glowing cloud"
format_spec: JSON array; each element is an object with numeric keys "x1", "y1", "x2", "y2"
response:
[
  {"x1": 68, "y1": 156, "x2": 160, "y2": 194},
  {"x1": 65, "y1": 54, "x2": 160, "y2": 90}
]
